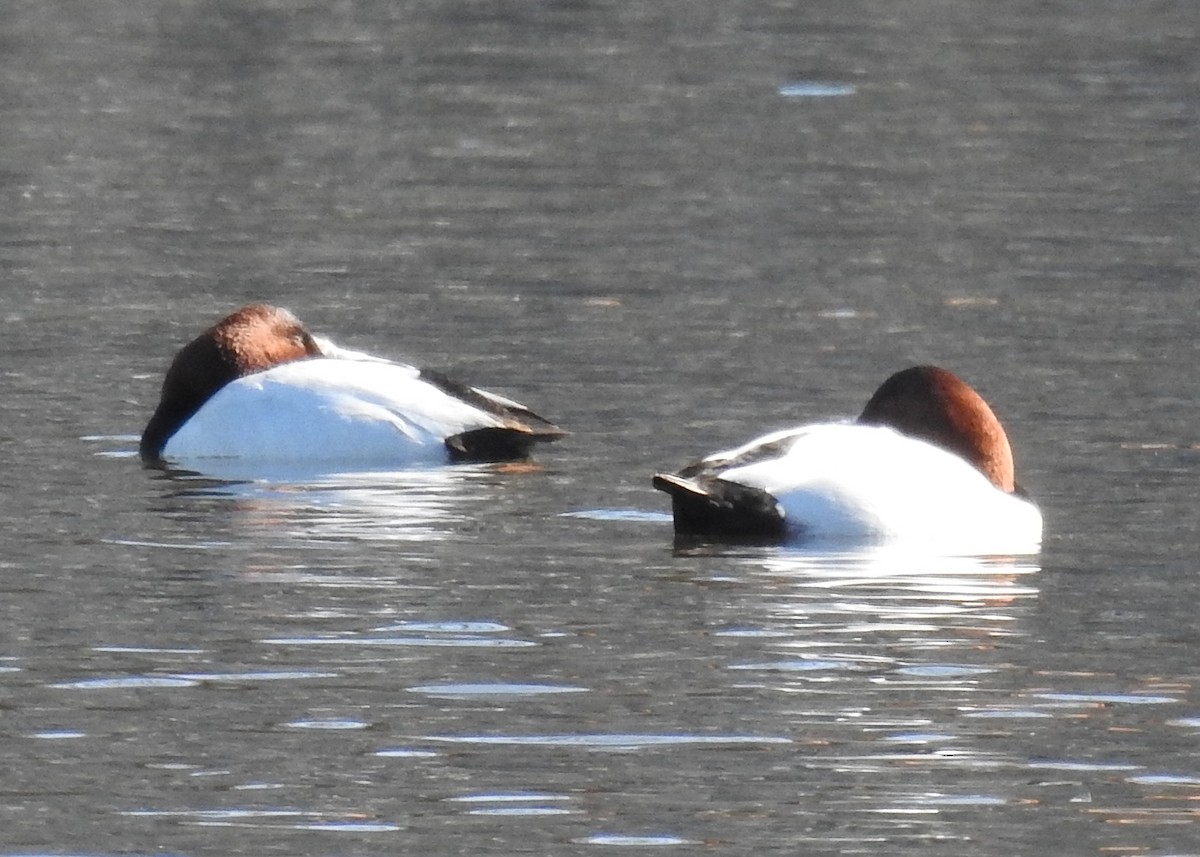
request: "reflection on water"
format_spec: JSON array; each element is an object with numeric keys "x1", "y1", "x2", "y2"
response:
[
  {"x1": 422, "y1": 733, "x2": 793, "y2": 748},
  {"x1": 408, "y1": 682, "x2": 589, "y2": 698},
  {"x1": 24, "y1": 452, "x2": 1200, "y2": 854},
  {"x1": 725, "y1": 546, "x2": 1040, "y2": 647},
  {"x1": 761, "y1": 550, "x2": 1037, "y2": 625},
  {"x1": 579, "y1": 833, "x2": 695, "y2": 846},
  {"x1": 671, "y1": 547, "x2": 1200, "y2": 846},
  {"x1": 122, "y1": 808, "x2": 402, "y2": 833},
  {"x1": 156, "y1": 462, "x2": 517, "y2": 543},
  {"x1": 14, "y1": 515, "x2": 1200, "y2": 853},
  {"x1": 707, "y1": 549, "x2": 1045, "y2": 767},
  {"x1": 447, "y1": 790, "x2": 575, "y2": 817},
  {"x1": 91, "y1": 433, "x2": 540, "y2": 545}
]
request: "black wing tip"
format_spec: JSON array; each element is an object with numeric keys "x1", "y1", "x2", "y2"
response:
[
  {"x1": 418, "y1": 367, "x2": 567, "y2": 448},
  {"x1": 651, "y1": 472, "x2": 702, "y2": 497},
  {"x1": 518, "y1": 421, "x2": 571, "y2": 440},
  {"x1": 445, "y1": 426, "x2": 565, "y2": 463},
  {"x1": 652, "y1": 472, "x2": 787, "y2": 542}
]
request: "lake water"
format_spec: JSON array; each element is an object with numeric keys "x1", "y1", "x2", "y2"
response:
[{"x1": 2, "y1": 1, "x2": 1198, "y2": 854}]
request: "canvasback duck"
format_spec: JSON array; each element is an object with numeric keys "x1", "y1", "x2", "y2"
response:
[
  {"x1": 140, "y1": 304, "x2": 566, "y2": 466},
  {"x1": 652, "y1": 366, "x2": 1042, "y2": 554}
]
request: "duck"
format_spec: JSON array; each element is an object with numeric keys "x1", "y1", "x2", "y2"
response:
[
  {"x1": 140, "y1": 304, "x2": 566, "y2": 466},
  {"x1": 652, "y1": 366, "x2": 1042, "y2": 553}
]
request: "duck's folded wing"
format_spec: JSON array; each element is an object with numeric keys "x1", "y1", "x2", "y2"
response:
[
  {"x1": 651, "y1": 472, "x2": 787, "y2": 539},
  {"x1": 417, "y1": 369, "x2": 567, "y2": 439}
]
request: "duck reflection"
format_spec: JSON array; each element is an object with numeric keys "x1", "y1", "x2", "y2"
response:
[
  {"x1": 729, "y1": 547, "x2": 1039, "y2": 643},
  {"x1": 154, "y1": 461, "x2": 525, "y2": 543},
  {"x1": 694, "y1": 546, "x2": 1042, "y2": 709}
]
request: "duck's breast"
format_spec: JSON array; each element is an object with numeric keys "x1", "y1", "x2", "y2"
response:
[
  {"x1": 162, "y1": 359, "x2": 505, "y2": 463},
  {"x1": 716, "y1": 423, "x2": 1042, "y2": 553}
]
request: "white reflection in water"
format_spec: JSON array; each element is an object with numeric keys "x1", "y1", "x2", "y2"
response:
[
  {"x1": 448, "y1": 792, "x2": 571, "y2": 802},
  {"x1": 895, "y1": 665, "x2": 996, "y2": 677},
  {"x1": 30, "y1": 730, "x2": 86, "y2": 739},
  {"x1": 561, "y1": 509, "x2": 674, "y2": 523},
  {"x1": 93, "y1": 646, "x2": 206, "y2": 655},
  {"x1": 1126, "y1": 773, "x2": 1200, "y2": 785},
  {"x1": 754, "y1": 547, "x2": 1040, "y2": 596},
  {"x1": 905, "y1": 794, "x2": 1009, "y2": 806},
  {"x1": 290, "y1": 821, "x2": 402, "y2": 831},
  {"x1": 580, "y1": 833, "x2": 694, "y2": 846},
  {"x1": 423, "y1": 733, "x2": 792, "y2": 749},
  {"x1": 285, "y1": 718, "x2": 369, "y2": 730},
  {"x1": 123, "y1": 808, "x2": 400, "y2": 831},
  {"x1": 168, "y1": 670, "x2": 339, "y2": 682},
  {"x1": 375, "y1": 620, "x2": 510, "y2": 633},
  {"x1": 729, "y1": 657, "x2": 858, "y2": 672},
  {"x1": 466, "y1": 806, "x2": 574, "y2": 816},
  {"x1": 448, "y1": 792, "x2": 576, "y2": 816},
  {"x1": 713, "y1": 548, "x2": 1040, "y2": 707},
  {"x1": 1026, "y1": 760, "x2": 1141, "y2": 772},
  {"x1": 737, "y1": 547, "x2": 1040, "y2": 647},
  {"x1": 961, "y1": 708, "x2": 1053, "y2": 719},
  {"x1": 374, "y1": 747, "x2": 440, "y2": 758},
  {"x1": 1031, "y1": 691, "x2": 1178, "y2": 705},
  {"x1": 51, "y1": 676, "x2": 198, "y2": 689},
  {"x1": 50, "y1": 671, "x2": 337, "y2": 690},
  {"x1": 262, "y1": 635, "x2": 536, "y2": 649},
  {"x1": 408, "y1": 682, "x2": 588, "y2": 697},
  {"x1": 778, "y1": 81, "x2": 857, "y2": 97},
  {"x1": 159, "y1": 463, "x2": 510, "y2": 542},
  {"x1": 702, "y1": 546, "x2": 1058, "y2": 801}
]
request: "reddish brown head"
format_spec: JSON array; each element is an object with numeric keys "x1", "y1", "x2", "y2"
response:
[
  {"x1": 201, "y1": 304, "x2": 320, "y2": 375},
  {"x1": 140, "y1": 304, "x2": 321, "y2": 460},
  {"x1": 857, "y1": 365, "x2": 1017, "y2": 493}
]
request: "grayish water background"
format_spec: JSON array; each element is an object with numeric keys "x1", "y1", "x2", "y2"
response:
[{"x1": 1, "y1": 1, "x2": 1197, "y2": 854}]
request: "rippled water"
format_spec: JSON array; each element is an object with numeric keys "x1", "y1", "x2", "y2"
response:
[{"x1": 2, "y1": 1, "x2": 1198, "y2": 855}]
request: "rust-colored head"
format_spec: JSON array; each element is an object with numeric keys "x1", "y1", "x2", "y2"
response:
[
  {"x1": 201, "y1": 304, "x2": 320, "y2": 376},
  {"x1": 140, "y1": 304, "x2": 321, "y2": 460},
  {"x1": 857, "y1": 365, "x2": 1017, "y2": 493}
]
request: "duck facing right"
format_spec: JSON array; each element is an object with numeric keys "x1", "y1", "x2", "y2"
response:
[{"x1": 652, "y1": 365, "x2": 1042, "y2": 554}]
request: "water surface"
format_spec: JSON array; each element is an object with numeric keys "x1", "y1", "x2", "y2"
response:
[{"x1": 2, "y1": 1, "x2": 1197, "y2": 855}]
